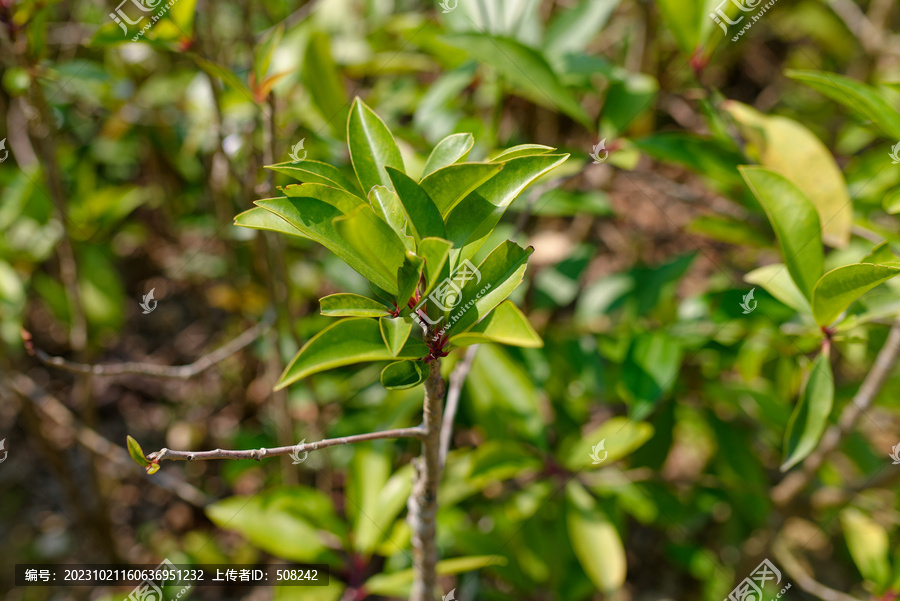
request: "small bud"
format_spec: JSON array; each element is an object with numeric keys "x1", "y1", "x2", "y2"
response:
[{"x1": 126, "y1": 435, "x2": 151, "y2": 468}]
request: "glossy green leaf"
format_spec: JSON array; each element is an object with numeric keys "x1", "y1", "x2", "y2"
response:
[
  {"x1": 861, "y1": 241, "x2": 900, "y2": 264},
  {"x1": 445, "y1": 153, "x2": 570, "y2": 266},
  {"x1": 422, "y1": 133, "x2": 474, "y2": 177},
  {"x1": 744, "y1": 264, "x2": 811, "y2": 313},
  {"x1": 443, "y1": 33, "x2": 591, "y2": 126},
  {"x1": 397, "y1": 251, "x2": 425, "y2": 307},
  {"x1": 333, "y1": 205, "x2": 411, "y2": 295},
  {"x1": 787, "y1": 70, "x2": 900, "y2": 139},
  {"x1": 319, "y1": 293, "x2": 392, "y2": 317},
  {"x1": 126, "y1": 435, "x2": 150, "y2": 467},
  {"x1": 812, "y1": 263, "x2": 900, "y2": 326},
  {"x1": 739, "y1": 167, "x2": 824, "y2": 300},
  {"x1": 447, "y1": 300, "x2": 542, "y2": 349},
  {"x1": 418, "y1": 237, "x2": 453, "y2": 300},
  {"x1": 303, "y1": 31, "x2": 349, "y2": 137},
  {"x1": 233, "y1": 207, "x2": 306, "y2": 239},
  {"x1": 347, "y1": 98, "x2": 405, "y2": 195},
  {"x1": 840, "y1": 508, "x2": 892, "y2": 588},
  {"x1": 727, "y1": 102, "x2": 852, "y2": 248},
  {"x1": 782, "y1": 351, "x2": 834, "y2": 471},
  {"x1": 386, "y1": 167, "x2": 446, "y2": 241},
  {"x1": 560, "y1": 417, "x2": 654, "y2": 471},
  {"x1": 368, "y1": 186, "x2": 415, "y2": 251},
  {"x1": 379, "y1": 316, "x2": 413, "y2": 356},
  {"x1": 276, "y1": 318, "x2": 428, "y2": 388},
  {"x1": 565, "y1": 480, "x2": 627, "y2": 593},
  {"x1": 381, "y1": 360, "x2": 426, "y2": 389},
  {"x1": 267, "y1": 160, "x2": 363, "y2": 197},
  {"x1": 419, "y1": 163, "x2": 504, "y2": 216},
  {"x1": 489, "y1": 144, "x2": 556, "y2": 162},
  {"x1": 433, "y1": 241, "x2": 533, "y2": 336},
  {"x1": 364, "y1": 556, "x2": 506, "y2": 598},
  {"x1": 282, "y1": 182, "x2": 367, "y2": 212}
]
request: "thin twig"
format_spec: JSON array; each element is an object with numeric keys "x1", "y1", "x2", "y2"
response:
[
  {"x1": 772, "y1": 316, "x2": 900, "y2": 505},
  {"x1": 23, "y1": 311, "x2": 274, "y2": 379},
  {"x1": 146, "y1": 427, "x2": 426, "y2": 463},
  {"x1": 439, "y1": 345, "x2": 478, "y2": 469},
  {"x1": 773, "y1": 537, "x2": 863, "y2": 601}
]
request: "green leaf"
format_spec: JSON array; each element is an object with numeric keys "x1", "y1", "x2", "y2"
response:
[
  {"x1": 422, "y1": 133, "x2": 474, "y2": 177},
  {"x1": 303, "y1": 31, "x2": 349, "y2": 137},
  {"x1": 632, "y1": 132, "x2": 745, "y2": 186},
  {"x1": 861, "y1": 241, "x2": 900, "y2": 264},
  {"x1": 319, "y1": 293, "x2": 393, "y2": 317},
  {"x1": 744, "y1": 264, "x2": 811, "y2": 313},
  {"x1": 255, "y1": 192, "x2": 397, "y2": 293},
  {"x1": 347, "y1": 98, "x2": 405, "y2": 195},
  {"x1": 883, "y1": 188, "x2": 900, "y2": 215},
  {"x1": 345, "y1": 446, "x2": 390, "y2": 553},
  {"x1": 386, "y1": 167, "x2": 446, "y2": 241},
  {"x1": 787, "y1": 70, "x2": 900, "y2": 139},
  {"x1": 353, "y1": 464, "x2": 413, "y2": 555},
  {"x1": 379, "y1": 316, "x2": 413, "y2": 356},
  {"x1": 363, "y1": 556, "x2": 506, "y2": 598},
  {"x1": 544, "y1": 0, "x2": 620, "y2": 59},
  {"x1": 397, "y1": 251, "x2": 425, "y2": 307},
  {"x1": 489, "y1": 144, "x2": 556, "y2": 162},
  {"x1": 447, "y1": 300, "x2": 542, "y2": 349},
  {"x1": 126, "y1": 435, "x2": 150, "y2": 467},
  {"x1": 445, "y1": 153, "x2": 570, "y2": 266},
  {"x1": 739, "y1": 167, "x2": 824, "y2": 301},
  {"x1": 782, "y1": 351, "x2": 834, "y2": 471},
  {"x1": 840, "y1": 508, "x2": 892, "y2": 588},
  {"x1": 443, "y1": 34, "x2": 592, "y2": 127},
  {"x1": 381, "y1": 360, "x2": 426, "y2": 389},
  {"x1": 727, "y1": 102, "x2": 852, "y2": 248},
  {"x1": 812, "y1": 263, "x2": 900, "y2": 326},
  {"x1": 653, "y1": 0, "x2": 705, "y2": 54},
  {"x1": 253, "y1": 23, "x2": 283, "y2": 85},
  {"x1": 419, "y1": 162, "x2": 504, "y2": 216},
  {"x1": 565, "y1": 481, "x2": 627, "y2": 593},
  {"x1": 622, "y1": 331, "x2": 682, "y2": 417},
  {"x1": 429, "y1": 241, "x2": 533, "y2": 336},
  {"x1": 266, "y1": 160, "x2": 363, "y2": 197},
  {"x1": 559, "y1": 417, "x2": 654, "y2": 471},
  {"x1": 418, "y1": 237, "x2": 453, "y2": 299},
  {"x1": 368, "y1": 186, "x2": 415, "y2": 251},
  {"x1": 282, "y1": 182, "x2": 367, "y2": 213},
  {"x1": 192, "y1": 55, "x2": 253, "y2": 101},
  {"x1": 333, "y1": 205, "x2": 411, "y2": 295},
  {"x1": 233, "y1": 207, "x2": 306, "y2": 239},
  {"x1": 276, "y1": 318, "x2": 428, "y2": 389}
]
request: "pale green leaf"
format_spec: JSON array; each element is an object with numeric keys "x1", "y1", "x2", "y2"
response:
[
  {"x1": 559, "y1": 417, "x2": 654, "y2": 471},
  {"x1": 812, "y1": 263, "x2": 900, "y2": 326},
  {"x1": 364, "y1": 556, "x2": 506, "y2": 598},
  {"x1": 234, "y1": 207, "x2": 306, "y2": 239},
  {"x1": 419, "y1": 163, "x2": 504, "y2": 216},
  {"x1": 447, "y1": 300, "x2": 542, "y2": 349},
  {"x1": 744, "y1": 264, "x2": 811, "y2": 314},
  {"x1": 126, "y1": 435, "x2": 150, "y2": 467},
  {"x1": 422, "y1": 133, "x2": 474, "y2": 177},
  {"x1": 840, "y1": 508, "x2": 892, "y2": 588},
  {"x1": 319, "y1": 293, "x2": 393, "y2": 317},
  {"x1": 348, "y1": 98, "x2": 405, "y2": 194},
  {"x1": 266, "y1": 160, "x2": 363, "y2": 197},
  {"x1": 565, "y1": 480, "x2": 627, "y2": 593}
]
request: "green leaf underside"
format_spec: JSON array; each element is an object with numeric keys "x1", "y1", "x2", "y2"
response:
[
  {"x1": 267, "y1": 160, "x2": 363, "y2": 197},
  {"x1": 277, "y1": 318, "x2": 428, "y2": 388},
  {"x1": 566, "y1": 480, "x2": 627, "y2": 593},
  {"x1": 283, "y1": 182, "x2": 367, "y2": 213},
  {"x1": 445, "y1": 154, "x2": 570, "y2": 267},
  {"x1": 379, "y1": 316, "x2": 413, "y2": 356},
  {"x1": 333, "y1": 205, "x2": 410, "y2": 295},
  {"x1": 419, "y1": 163, "x2": 504, "y2": 216},
  {"x1": 234, "y1": 206, "x2": 306, "y2": 239},
  {"x1": 422, "y1": 133, "x2": 474, "y2": 177},
  {"x1": 348, "y1": 98, "x2": 405, "y2": 195},
  {"x1": 320, "y1": 293, "x2": 392, "y2": 317},
  {"x1": 254, "y1": 195, "x2": 398, "y2": 294},
  {"x1": 447, "y1": 300, "x2": 542, "y2": 349},
  {"x1": 739, "y1": 167, "x2": 824, "y2": 301},
  {"x1": 744, "y1": 264, "x2": 811, "y2": 314},
  {"x1": 381, "y1": 360, "x2": 426, "y2": 389},
  {"x1": 812, "y1": 263, "x2": 900, "y2": 326},
  {"x1": 386, "y1": 167, "x2": 446, "y2": 241},
  {"x1": 782, "y1": 351, "x2": 834, "y2": 471}
]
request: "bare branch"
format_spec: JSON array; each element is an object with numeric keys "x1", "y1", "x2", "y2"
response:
[
  {"x1": 23, "y1": 312, "x2": 274, "y2": 379},
  {"x1": 773, "y1": 537, "x2": 863, "y2": 601},
  {"x1": 772, "y1": 316, "x2": 900, "y2": 505},
  {"x1": 146, "y1": 427, "x2": 426, "y2": 463},
  {"x1": 440, "y1": 345, "x2": 478, "y2": 469}
]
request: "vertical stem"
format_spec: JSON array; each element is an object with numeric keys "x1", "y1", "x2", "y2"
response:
[{"x1": 408, "y1": 360, "x2": 445, "y2": 601}]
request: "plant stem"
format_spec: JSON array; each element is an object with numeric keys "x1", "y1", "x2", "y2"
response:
[{"x1": 409, "y1": 360, "x2": 445, "y2": 601}]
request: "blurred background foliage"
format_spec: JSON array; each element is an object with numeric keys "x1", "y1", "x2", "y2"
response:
[{"x1": 1, "y1": 0, "x2": 900, "y2": 599}]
